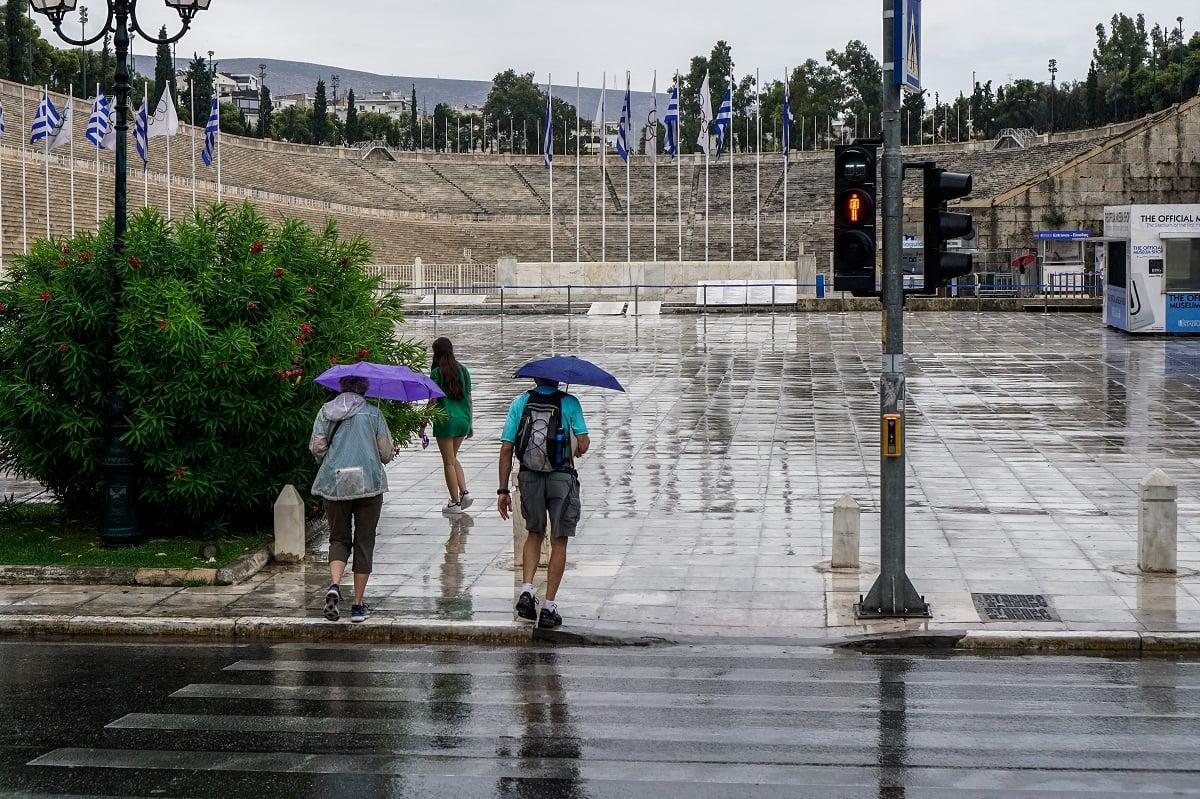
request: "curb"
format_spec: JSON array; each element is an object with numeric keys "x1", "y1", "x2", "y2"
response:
[
  {"x1": 837, "y1": 629, "x2": 1200, "y2": 655},
  {"x1": 0, "y1": 541, "x2": 273, "y2": 588},
  {"x1": 0, "y1": 614, "x2": 535, "y2": 645}
]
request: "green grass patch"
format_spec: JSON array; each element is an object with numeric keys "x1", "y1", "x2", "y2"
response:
[{"x1": 0, "y1": 502, "x2": 268, "y2": 569}]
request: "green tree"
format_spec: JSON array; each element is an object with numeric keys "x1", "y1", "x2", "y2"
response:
[
  {"x1": 272, "y1": 105, "x2": 313, "y2": 144},
  {"x1": 153, "y1": 25, "x2": 175, "y2": 108},
  {"x1": 219, "y1": 102, "x2": 246, "y2": 136},
  {"x1": 358, "y1": 111, "x2": 399, "y2": 146},
  {"x1": 312, "y1": 78, "x2": 328, "y2": 144},
  {"x1": 344, "y1": 89, "x2": 359, "y2": 143},
  {"x1": 483, "y1": 69, "x2": 548, "y2": 153},
  {"x1": 4, "y1": 0, "x2": 31, "y2": 83},
  {"x1": 256, "y1": 85, "x2": 274, "y2": 139},
  {"x1": 0, "y1": 205, "x2": 428, "y2": 533},
  {"x1": 180, "y1": 54, "x2": 214, "y2": 126},
  {"x1": 409, "y1": 84, "x2": 418, "y2": 150}
]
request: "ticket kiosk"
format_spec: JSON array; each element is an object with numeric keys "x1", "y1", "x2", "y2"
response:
[{"x1": 1103, "y1": 205, "x2": 1200, "y2": 333}]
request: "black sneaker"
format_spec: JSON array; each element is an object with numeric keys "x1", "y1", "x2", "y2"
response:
[
  {"x1": 538, "y1": 606, "x2": 562, "y2": 629},
  {"x1": 350, "y1": 603, "x2": 370, "y2": 623},
  {"x1": 323, "y1": 585, "x2": 340, "y2": 622},
  {"x1": 515, "y1": 590, "x2": 537, "y2": 621}
]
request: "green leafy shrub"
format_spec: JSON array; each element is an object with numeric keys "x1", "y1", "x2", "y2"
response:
[{"x1": 0, "y1": 203, "x2": 426, "y2": 536}]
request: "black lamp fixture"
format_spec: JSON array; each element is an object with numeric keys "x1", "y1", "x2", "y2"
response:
[{"x1": 29, "y1": 0, "x2": 215, "y2": 546}]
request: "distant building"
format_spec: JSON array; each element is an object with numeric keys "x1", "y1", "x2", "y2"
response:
[
  {"x1": 351, "y1": 91, "x2": 410, "y2": 123},
  {"x1": 275, "y1": 93, "x2": 312, "y2": 111}
]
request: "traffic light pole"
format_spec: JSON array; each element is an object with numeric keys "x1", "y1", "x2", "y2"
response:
[{"x1": 856, "y1": 0, "x2": 929, "y2": 618}]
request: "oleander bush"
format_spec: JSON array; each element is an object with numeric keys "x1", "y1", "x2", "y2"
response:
[{"x1": 0, "y1": 203, "x2": 426, "y2": 536}]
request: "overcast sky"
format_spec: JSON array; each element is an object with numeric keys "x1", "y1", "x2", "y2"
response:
[{"x1": 41, "y1": 1, "x2": 1192, "y2": 96}]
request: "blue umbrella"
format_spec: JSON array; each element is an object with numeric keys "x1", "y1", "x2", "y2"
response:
[{"x1": 513, "y1": 356, "x2": 625, "y2": 392}]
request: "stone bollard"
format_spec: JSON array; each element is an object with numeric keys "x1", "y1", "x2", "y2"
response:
[
  {"x1": 273, "y1": 485, "x2": 306, "y2": 563},
  {"x1": 511, "y1": 469, "x2": 551, "y2": 569},
  {"x1": 1139, "y1": 469, "x2": 1178, "y2": 574},
  {"x1": 832, "y1": 495, "x2": 861, "y2": 569}
]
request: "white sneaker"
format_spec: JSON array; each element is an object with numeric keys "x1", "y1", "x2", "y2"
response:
[
  {"x1": 459, "y1": 493, "x2": 474, "y2": 510},
  {"x1": 442, "y1": 501, "x2": 463, "y2": 515}
]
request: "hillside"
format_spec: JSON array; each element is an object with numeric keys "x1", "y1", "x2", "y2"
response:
[{"x1": 138, "y1": 55, "x2": 661, "y2": 124}]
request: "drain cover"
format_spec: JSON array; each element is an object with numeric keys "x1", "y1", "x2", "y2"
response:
[{"x1": 972, "y1": 593, "x2": 1059, "y2": 622}]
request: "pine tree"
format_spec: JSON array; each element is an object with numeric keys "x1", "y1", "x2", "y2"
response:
[
  {"x1": 5, "y1": 1, "x2": 32, "y2": 83},
  {"x1": 180, "y1": 54, "x2": 213, "y2": 126},
  {"x1": 256, "y1": 85, "x2": 273, "y2": 139},
  {"x1": 153, "y1": 25, "x2": 175, "y2": 107},
  {"x1": 312, "y1": 78, "x2": 329, "y2": 145},
  {"x1": 344, "y1": 89, "x2": 359, "y2": 144},
  {"x1": 410, "y1": 84, "x2": 418, "y2": 150}
]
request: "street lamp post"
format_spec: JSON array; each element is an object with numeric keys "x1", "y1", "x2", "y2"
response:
[
  {"x1": 29, "y1": 0, "x2": 214, "y2": 547},
  {"x1": 1048, "y1": 59, "x2": 1058, "y2": 134},
  {"x1": 1179, "y1": 17, "x2": 1186, "y2": 105},
  {"x1": 79, "y1": 6, "x2": 87, "y2": 94}
]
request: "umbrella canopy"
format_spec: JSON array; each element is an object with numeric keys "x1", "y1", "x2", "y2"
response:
[
  {"x1": 1011, "y1": 253, "x2": 1037, "y2": 270},
  {"x1": 513, "y1": 355, "x2": 625, "y2": 392},
  {"x1": 315, "y1": 362, "x2": 444, "y2": 402}
]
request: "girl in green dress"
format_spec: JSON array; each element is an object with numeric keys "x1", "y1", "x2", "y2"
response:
[{"x1": 426, "y1": 337, "x2": 473, "y2": 514}]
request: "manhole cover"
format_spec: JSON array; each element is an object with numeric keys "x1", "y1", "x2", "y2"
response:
[{"x1": 971, "y1": 593, "x2": 1060, "y2": 622}]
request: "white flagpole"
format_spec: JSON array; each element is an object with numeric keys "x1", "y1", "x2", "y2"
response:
[
  {"x1": 69, "y1": 87, "x2": 76, "y2": 236},
  {"x1": 44, "y1": 87, "x2": 51, "y2": 239},
  {"x1": 676, "y1": 71, "x2": 681, "y2": 262},
  {"x1": 190, "y1": 83, "x2": 196, "y2": 211},
  {"x1": 755, "y1": 68, "x2": 761, "y2": 262},
  {"x1": 142, "y1": 82, "x2": 148, "y2": 209},
  {"x1": 600, "y1": 71, "x2": 606, "y2": 262},
  {"x1": 216, "y1": 92, "x2": 223, "y2": 204},
  {"x1": 548, "y1": 74, "x2": 554, "y2": 263},
  {"x1": 704, "y1": 141, "x2": 709, "y2": 262},
  {"x1": 95, "y1": 84, "x2": 101, "y2": 226},
  {"x1": 651, "y1": 70, "x2": 657, "y2": 263},
  {"x1": 729, "y1": 75, "x2": 734, "y2": 263},
  {"x1": 625, "y1": 71, "x2": 630, "y2": 264},
  {"x1": 783, "y1": 69, "x2": 790, "y2": 263},
  {"x1": 575, "y1": 72, "x2": 580, "y2": 263},
  {"x1": 166, "y1": 102, "x2": 172, "y2": 219},
  {"x1": 20, "y1": 86, "x2": 27, "y2": 253}
]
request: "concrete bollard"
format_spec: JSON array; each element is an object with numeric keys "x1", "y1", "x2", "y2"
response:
[
  {"x1": 1139, "y1": 469, "x2": 1178, "y2": 574},
  {"x1": 511, "y1": 470, "x2": 550, "y2": 568},
  {"x1": 273, "y1": 485, "x2": 306, "y2": 563},
  {"x1": 832, "y1": 495, "x2": 861, "y2": 570}
]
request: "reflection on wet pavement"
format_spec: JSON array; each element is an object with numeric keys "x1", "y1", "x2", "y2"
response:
[{"x1": 10, "y1": 313, "x2": 1200, "y2": 639}]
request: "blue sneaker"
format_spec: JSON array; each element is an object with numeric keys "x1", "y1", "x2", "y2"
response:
[
  {"x1": 323, "y1": 585, "x2": 340, "y2": 622},
  {"x1": 350, "y1": 603, "x2": 370, "y2": 623}
]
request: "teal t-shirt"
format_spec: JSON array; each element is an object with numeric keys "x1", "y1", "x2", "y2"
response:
[{"x1": 501, "y1": 387, "x2": 588, "y2": 443}]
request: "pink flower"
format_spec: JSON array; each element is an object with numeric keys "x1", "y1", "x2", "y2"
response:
[
  {"x1": 58, "y1": 343, "x2": 70, "y2": 352},
  {"x1": 38, "y1": 291, "x2": 51, "y2": 303},
  {"x1": 273, "y1": 268, "x2": 284, "y2": 278},
  {"x1": 128, "y1": 257, "x2": 142, "y2": 269},
  {"x1": 246, "y1": 301, "x2": 258, "y2": 311},
  {"x1": 250, "y1": 240, "x2": 265, "y2": 254}
]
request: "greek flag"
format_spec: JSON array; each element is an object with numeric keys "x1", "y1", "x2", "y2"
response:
[
  {"x1": 663, "y1": 81, "x2": 679, "y2": 157},
  {"x1": 200, "y1": 96, "x2": 218, "y2": 167},
  {"x1": 714, "y1": 84, "x2": 733, "y2": 160},
  {"x1": 616, "y1": 75, "x2": 632, "y2": 163},
  {"x1": 782, "y1": 75, "x2": 793, "y2": 161},
  {"x1": 30, "y1": 92, "x2": 61, "y2": 145},
  {"x1": 134, "y1": 97, "x2": 148, "y2": 166},
  {"x1": 86, "y1": 92, "x2": 112, "y2": 149},
  {"x1": 542, "y1": 83, "x2": 553, "y2": 168},
  {"x1": 0, "y1": 99, "x2": 6, "y2": 136}
]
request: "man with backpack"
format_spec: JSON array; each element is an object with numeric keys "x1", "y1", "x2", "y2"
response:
[{"x1": 497, "y1": 377, "x2": 590, "y2": 629}]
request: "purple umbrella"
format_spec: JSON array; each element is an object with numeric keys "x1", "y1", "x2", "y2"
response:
[{"x1": 315, "y1": 362, "x2": 444, "y2": 402}]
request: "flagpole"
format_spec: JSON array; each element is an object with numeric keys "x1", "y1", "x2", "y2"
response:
[
  {"x1": 20, "y1": 86, "x2": 27, "y2": 253},
  {"x1": 600, "y1": 71, "x2": 606, "y2": 263},
  {"x1": 784, "y1": 68, "x2": 790, "y2": 263},
  {"x1": 651, "y1": 70, "x2": 657, "y2": 264},
  {"x1": 625, "y1": 71, "x2": 630, "y2": 264},
  {"x1": 548, "y1": 74, "x2": 554, "y2": 264},
  {"x1": 43, "y1": 87, "x2": 51, "y2": 239},
  {"x1": 676, "y1": 71, "x2": 681, "y2": 262},
  {"x1": 755, "y1": 68, "x2": 761, "y2": 262},
  {"x1": 216, "y1": 91, "x2": 223, "y2": 204},
  {"x1": 143, "y1": 82, "x2": 148, "y2": 209},
  {"x1": 95, "y1": 83, "x2": 101, "y2": 226},
  {"x1": 729, "y1": 74, "x2": 734, "y2": 264},
  {"x1": 190, "y1": 83, "x2": 196, "y2": 211},
  {"x1": 575, "y1": 72, "x2": 580, "y2": 263},
  {"x1": 166, "y1": 98, "x2": 172, "y2": 219},
  {"x1": 69, "y1": 87, "x2": 75, "y2": 236}
]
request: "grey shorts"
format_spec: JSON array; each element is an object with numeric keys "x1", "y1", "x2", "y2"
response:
[{"x1": 518, "y1": 470, "x2": 581, "y2": 538}]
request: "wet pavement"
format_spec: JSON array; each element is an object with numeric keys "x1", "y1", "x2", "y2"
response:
[
  {"x1": 6, "y1": 312, "x2": 1200, "y2": 640},
  {"x1": 5, "y1": 639, "x2": 1200, "y2": 797}
]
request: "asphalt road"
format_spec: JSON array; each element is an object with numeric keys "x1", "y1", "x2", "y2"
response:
[{"x1": 3, "y1": 639, "x2": 1200, "y2": 797}]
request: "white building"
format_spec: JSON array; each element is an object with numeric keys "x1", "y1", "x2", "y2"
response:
[{"x1": 351, "y1": 91, "x2": 409, "y2": 122}]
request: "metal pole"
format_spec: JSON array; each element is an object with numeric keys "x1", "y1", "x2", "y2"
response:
[
  {"x1": 567, "y1": 283, "x2": 572, "y2": 317},
  {"x1": 500, "y1": 284, "x2": 505, "y2": 316},
  {"x1": 858, "y1": 0, "x2": 927, "y2": 618}
]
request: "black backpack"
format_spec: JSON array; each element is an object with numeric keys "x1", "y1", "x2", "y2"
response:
[{"x1": 514, "y1": 390, "x2": 570, "y2": 472}]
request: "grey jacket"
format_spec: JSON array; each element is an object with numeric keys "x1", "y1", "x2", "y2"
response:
[{"x1": 309, "y1": 393, "x2": 395, "y2": 501}]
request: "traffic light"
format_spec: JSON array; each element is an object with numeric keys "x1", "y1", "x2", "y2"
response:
[
  {"x1": 833, "y1": 144, "x2": 878, "y2": 296},
  {"x1": 921, "y1": 165, "x2": 974, "y2": 291}
]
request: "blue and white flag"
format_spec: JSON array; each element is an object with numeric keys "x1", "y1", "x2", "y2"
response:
[
  {"x1": 616, "y1": 74, "x2": 632, "y2": 163},
  {"x1": 782, "y1": 72, "x2": 793, "y2": 161},
  {"x1": 200, "y1": 95, "x2": 219, "y2": 167},
  {"x1": 663, "y1": 80, "x2": 679, "y2": 157},
  {"x1": 0, "y1": 98, "x2": 6, "y2": 137},
  {"x1": 29, "y1": 91, "x2": 61, "y2": 146},
  {"x1": 86, "y1": 92, "x2": 112, "y2": 149},
  {"x1": 542, "y1": 82, "x2": 553, "y2": 168},
  {"x1": 134, "y1": 96, "x2": 149, "y2": 166},
  {"x1": 714, "y1": 83, "x2": 733, "y2": 160}
]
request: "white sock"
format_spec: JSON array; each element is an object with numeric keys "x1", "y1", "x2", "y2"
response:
[
  {"x1": 543, "y1": 600, "x2": 557, "y2": 613},
  {"x1": 521, "y1": 583, "x2": 535, "y2": 596}
]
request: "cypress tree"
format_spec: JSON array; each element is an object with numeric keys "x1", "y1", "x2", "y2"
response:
[
  {"x1": 312, "y1": 78, "x2": 329, "y2": 144},
  {"x1": 344, "y1": 89, "x2": 359, "y2": 144},
  {"x1": 153, "y1": 25, "x2": 175, "y2": 106},
  {"x1": 5, "y1": 1, "x2": 32, "y2": 83},
  {"x1": 410, "y1": 84, "x2": 418, "y2": 150},
  {"x1": 256, "y1": 85, "x2": 273, "y2": 139}
]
